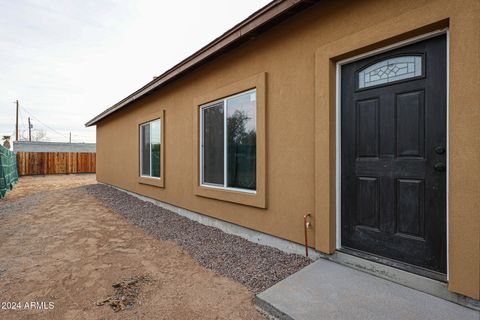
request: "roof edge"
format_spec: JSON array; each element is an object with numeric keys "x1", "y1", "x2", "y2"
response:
[{"x1": 85, "y1": 0, "x2": 315, "y2": 127}]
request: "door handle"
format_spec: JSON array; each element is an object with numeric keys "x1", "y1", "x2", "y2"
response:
[{"x1": 434, "y1": 162, "x2": 446, "y2": 172}]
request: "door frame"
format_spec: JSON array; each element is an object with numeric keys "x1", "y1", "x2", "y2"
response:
[{"x1": 335, "y1": 29, "x2": 450, "y2": 278}]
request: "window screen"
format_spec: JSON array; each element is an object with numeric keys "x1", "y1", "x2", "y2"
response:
[{"x1": 202, "y1": 102, "x2": 224, "y2": 185}]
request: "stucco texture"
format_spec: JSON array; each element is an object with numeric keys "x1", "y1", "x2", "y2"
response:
[{"x1": 95, "y1": 0, "x2": 480, "y2": 299}]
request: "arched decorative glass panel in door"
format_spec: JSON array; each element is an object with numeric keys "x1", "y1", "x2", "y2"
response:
[{"x1": 358, "y1": 55, "x2": 423, "y2": 89}]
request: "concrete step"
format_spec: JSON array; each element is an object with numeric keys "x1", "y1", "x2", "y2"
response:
[{"x1": 256, "y1": 259, "x2": 480, "y2": 320}]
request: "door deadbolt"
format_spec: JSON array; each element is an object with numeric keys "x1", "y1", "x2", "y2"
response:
[{"x1": 434, "y1": 146, "x2": 446, "y2": 155}]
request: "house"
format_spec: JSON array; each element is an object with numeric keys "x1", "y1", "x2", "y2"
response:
[
  {"x1": 13, "y1": 141, "x2": 96, "y2": 153},
  {"x1": 86, "y1": 0, "x2": 480, "y2": 303}
]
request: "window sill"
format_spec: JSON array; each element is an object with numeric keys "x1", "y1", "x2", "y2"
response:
[
  {"x1": 194, "y1": 184, "x2": 265, "y2": 208},
  {"x1": 138, "y1": 176, "x2": 164, "y2": 188},
  {"x1": 200, "y1": 183, "x2": 257, "y2": 194}
]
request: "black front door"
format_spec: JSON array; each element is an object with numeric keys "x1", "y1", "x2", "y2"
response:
[{"x1": 341, "y1": 35, "x2": 447, "y2": 275}]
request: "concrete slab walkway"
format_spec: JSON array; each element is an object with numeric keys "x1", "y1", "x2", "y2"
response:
[{"x1": 256, "y1": 259, "x2": 480, "y2": 320}]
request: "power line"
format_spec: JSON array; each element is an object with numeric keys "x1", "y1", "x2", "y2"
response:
[
  {"x1": 12, "y1": 102, "x2": 95, "y2": 143},
  {"x1": 18, "y1": 108, "x2": 27, "y2": 138},
  {"x1": 71, "y1": 133, "x2": 94, "y2": 138},
  {"x1": 20, "y1": 105, "x2": 69, "y2": 140}
]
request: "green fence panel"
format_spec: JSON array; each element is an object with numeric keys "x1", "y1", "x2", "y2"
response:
[{"x1": 0, "y1": 145, "x2": 19, "y2": 199}]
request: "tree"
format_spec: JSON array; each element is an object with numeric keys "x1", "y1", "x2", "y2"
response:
[
  {"x1": 20, "y1": 129, "x2": 49, "y2": 142},
  {"x1": 227, "y1": 110, "x2": 256, "y2": 145},
  {"x1": 227, "y1": 110, "x2": 257, "y2": 189},
  {"x1": 2, "y1": 136, "x2": 11, "y2": 149}
]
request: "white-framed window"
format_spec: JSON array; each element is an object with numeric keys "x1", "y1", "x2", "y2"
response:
[
  {"x1": 200, "y1": 89, "x2": 257, "y2": 193},
  {"x1": 140, "y1": 119, "x2": 161, "y2": 179}
]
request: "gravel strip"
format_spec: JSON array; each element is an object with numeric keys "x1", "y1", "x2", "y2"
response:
[{"x1": 85, "y1": 184, "x2": 312, "y2": 293}]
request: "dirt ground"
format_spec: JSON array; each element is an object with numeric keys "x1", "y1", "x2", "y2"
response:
[{"x1": 0, "y1": 175, "x2": 264, "y2": 320}]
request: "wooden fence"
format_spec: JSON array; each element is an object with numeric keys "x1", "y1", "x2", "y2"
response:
[{"x1": 16, "y1": 152, "x2": 96, "y2": 176}]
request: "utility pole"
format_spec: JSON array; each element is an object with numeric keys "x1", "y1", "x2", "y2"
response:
[
  {"x1": 15, "y1": 100, "x2": 19, "y2": 141},
  {"x1": 28, "y1": 117, "x2": 32, "y2": 141},
  {"x1": 69, "y1": 132, "x2": 71, "y2": 143}
]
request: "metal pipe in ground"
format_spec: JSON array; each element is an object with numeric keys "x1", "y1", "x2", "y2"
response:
[{"x1": 304, "y1": 213, "x2": 311, "y2": 257}]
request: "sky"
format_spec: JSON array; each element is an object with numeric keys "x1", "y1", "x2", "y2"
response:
[{"x1": 0, "y1": 0, "x2": 271, "y2": 143}]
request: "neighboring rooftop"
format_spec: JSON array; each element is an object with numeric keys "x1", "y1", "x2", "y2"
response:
[
  {"x1": 85, "y1": 0, "x2": 319, "y2": 127},
  {"x1": 13, "y1": 141, "x2": 96, "y2": 153}
]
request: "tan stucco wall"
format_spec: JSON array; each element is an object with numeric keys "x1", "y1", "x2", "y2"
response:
[{"x1": 95, "y1": 0, "x2": 480, "y2": 299}]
